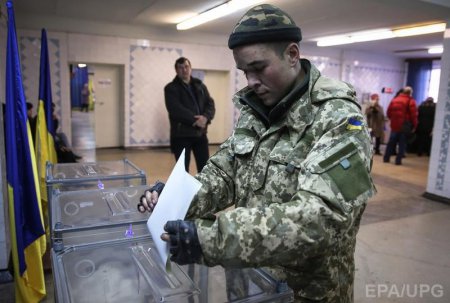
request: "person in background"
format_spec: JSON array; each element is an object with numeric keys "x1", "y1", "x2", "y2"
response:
[
  {"x1": 365, "y1": 94, "x2": 384, "y2": 155},
  {"x1": 164, "y1": 57, "x2": 216, "y2": 172},
  {"x1": 394, "y1": 88, "x2": 404, "y2": 98},
  {"x1": 416, "y1": 97, "x2": 436, "y2": 157},
  {"x1": 81, "y1": 83, "x2": 90, "y2": 112},
  {"x1": 391, "y1": 88, "x2": 404, "y2": 156},
  {"x1": 383, "y1": 86, "x2": 418, "y2": 165},
  {"x1": 139, "y1": 4, "x2": 375, "y2": 302},
  {"x1": 51, "y1": 103, "x2": 82, "y2": 162},
  {"x1": 26, "y1": 102, "x2": 37, "y2": 143}
]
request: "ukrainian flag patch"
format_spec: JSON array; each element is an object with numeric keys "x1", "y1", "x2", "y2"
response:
[{"x1": 346, "y1": 117, "x2": 363, "y2": 130}]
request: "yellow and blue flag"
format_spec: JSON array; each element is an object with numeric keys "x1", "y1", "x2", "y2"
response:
[
  {"x1": 35, "y1": 28, "x2": 58, "y2": 229},
  {"x1": 346, "y1": 117, "x2": 363, "y2": 130},
  {"x1": 5, "y1": 1, "x2": 46, "y2": 302}
]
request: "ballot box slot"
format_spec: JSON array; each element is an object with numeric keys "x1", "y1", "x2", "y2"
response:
[{"x1": 104, "y1": 191, "x2": 133, "y2": 216}]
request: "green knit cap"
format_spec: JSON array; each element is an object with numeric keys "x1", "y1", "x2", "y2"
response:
[{"x1": 228, "y1": 4, "x2": 302, "y2": 49}]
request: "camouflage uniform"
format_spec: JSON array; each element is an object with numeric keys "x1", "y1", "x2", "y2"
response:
[{"x1": 186, "y1": 60, "x2": 376, "y2": 302}]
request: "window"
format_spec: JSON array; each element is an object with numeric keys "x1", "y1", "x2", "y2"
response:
[{"x1": 428, "y1": 60, "x2": 441, "y2": 102}]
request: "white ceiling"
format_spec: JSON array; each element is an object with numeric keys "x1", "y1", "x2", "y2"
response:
[{"x1": 9, "y1": 0, "x2": 450, "y2": 58}]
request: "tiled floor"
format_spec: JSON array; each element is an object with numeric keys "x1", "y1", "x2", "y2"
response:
[{"x1": 1, "y1": 110, "x2": 449, "y2": 302}]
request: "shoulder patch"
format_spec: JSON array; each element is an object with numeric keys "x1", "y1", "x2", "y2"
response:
[{"x1": 346, "y1": 117, "x2": 363, "y2": 130}]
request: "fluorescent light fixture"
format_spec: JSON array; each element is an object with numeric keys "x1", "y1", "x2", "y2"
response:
[
  {"x1": 316, "y1": 22, "x2": 446, "y2": 47},
  {"x1": 317, "y1": 35, "x2": 353, "y2": 47},
  {"x1": 317, "y1": 29, "x2": 394, "y2": 47},
  {"x1": 350, "y1": 29, "x2": 394, "y2": 42},
  {"x1": 393, "y1": 23, "x2": 446, "y2": 37},
  {"x1": 177, "y1": 0, "x2": 263, "y2": 30},
  {"x1": 428, "y1": 46, "x2": 443, "y2": 54}
]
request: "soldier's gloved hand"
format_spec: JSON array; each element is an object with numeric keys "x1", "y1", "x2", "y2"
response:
[
  {"x1": 162, "y1": 220, "x2": 203, "y2": 265},
  {"x1": 137, "y1": 181, "x2": 165, "y2": 213}
]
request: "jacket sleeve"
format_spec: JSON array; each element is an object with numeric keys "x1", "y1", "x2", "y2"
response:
[
  {"x1": 191, "y1": 101, "x2": 375, "y2": 268},
  {"x1": 186, "y1": 137, "x2": 236, "y2": 219},
  {"x1": 201, "y1": 83, "x2": 215, "y2": 123},
  {"x1": 387, "y1": 102, "x2": 393, "y2": 120},
  {"x1": 409, "y1": 99, "x2": 418, "y2": 128},
  {"x1": 164, "y1": 83, "x2": 197, "y2": 126}
]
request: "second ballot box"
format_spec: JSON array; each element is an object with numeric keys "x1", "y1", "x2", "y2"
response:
[{"x1": 50, "y1": 185, "x2": 150, "y2": 248}]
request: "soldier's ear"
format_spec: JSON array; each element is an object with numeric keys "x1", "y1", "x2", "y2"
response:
[{"x1": 285, "y1": 43, "x2": 300, "y2": 66}]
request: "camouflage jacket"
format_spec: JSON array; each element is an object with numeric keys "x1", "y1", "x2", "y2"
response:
[{"x1": 187, "y1": 60, "x2": 376, "y2": 302}]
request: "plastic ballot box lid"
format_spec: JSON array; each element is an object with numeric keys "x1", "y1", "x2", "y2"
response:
[
  {"x1": 52, "y1": 238, "x2": 200, "y2": 303},
  {"x1": 46, "y1": 158, "x2": 146, "y2": 188},
  {"x1": 52, "y1": 185, "x2": 150, "y2": 248}
]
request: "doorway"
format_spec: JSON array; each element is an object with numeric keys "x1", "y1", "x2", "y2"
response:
[
  {"x1": 191, "y1": 69, "x2": 232, "y2": 144},
  {"x1": 201, "y1": 70, "x2": 232, "y2": 144},
  {"x1": 70, "y1": 63, "x2": 124, "y2": 154},
  {"x1": 91, "y1": 64, "x2": 124, "y2": 148}
]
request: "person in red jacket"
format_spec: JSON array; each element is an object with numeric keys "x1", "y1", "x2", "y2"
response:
[{"x1": 383, "y1": 86, "x2": 418, "y2": 165}]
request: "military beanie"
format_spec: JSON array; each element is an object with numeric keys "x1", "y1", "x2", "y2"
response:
[{"x1": 228, "y1": 4, "x2": 302, "y2": 49}]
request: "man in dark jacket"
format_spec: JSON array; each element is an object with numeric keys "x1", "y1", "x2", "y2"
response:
[
  {"x1": 383, "y1": 86, "x2": 418, "y2": 165},
  {"x1": 416, "y1": 97, "x2": 436, "y2": 156},
  {"x1": 164, "y1": 57, "x2": 215, "y2": 172}
]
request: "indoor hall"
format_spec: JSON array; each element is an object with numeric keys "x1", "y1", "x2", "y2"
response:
[
  {"x1": 1, "y1": 0, "x2": 450, "y2": 302},
  {"x1": 1, "y1": 110, "x2": 449, "y2": 302}
]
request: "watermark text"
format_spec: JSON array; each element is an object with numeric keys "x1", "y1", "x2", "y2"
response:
[{"x1": 366, "y1": 283, "x2": 444, "y2": 298}]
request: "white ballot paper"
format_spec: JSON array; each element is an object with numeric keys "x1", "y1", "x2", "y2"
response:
[{"x1": 147, "y1": 149, "x2": 202, "y2": 270}]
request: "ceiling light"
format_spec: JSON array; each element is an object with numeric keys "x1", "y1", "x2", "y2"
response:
[
  {"x1": 316, "y1": 22, "x2": 446, "y2": 47},
  {"x1": 393, "y1": 23, "x2": 446, "y2": 37},
  {"x1": 317, "y1": 30, "x2": 394, "y2": 47},
  {"x1": 177, "y1": 0, "x2": 263, "y2": 30},
  {"x1": 428, "y1": 46, "x2": 443, "y2": 54},
  {"x1": 350, "y1": 29, "x2": 394, "y2": 43},
  {"x1": 78, "y1": 63, "x2": 87, "y2": 68},
  {"x1": 316, "y1": 35, "x2": 353, "y2": 47}
]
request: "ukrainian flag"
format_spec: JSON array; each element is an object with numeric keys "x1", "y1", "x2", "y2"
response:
[
  {"x1": 5, "y1": 1, "x2": 46, "y2": 302},
  {"x1": 35, "y1": 28, "x2": 58, "y2": 233}
]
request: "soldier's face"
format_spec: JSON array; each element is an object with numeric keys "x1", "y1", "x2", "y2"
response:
[
  {"x1": 175, "y1": 61, "x2": 192, "y2": 82},
  {"x1": 233, "y1": 43, "x2": 297, "y2": 107}
]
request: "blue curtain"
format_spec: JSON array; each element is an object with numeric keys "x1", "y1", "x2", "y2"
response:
[
  {"x1": 70, "y1": 65, "x2": 88, "y2": 108},
  {"x1": 406, "y1": 59, "x2": 432, "y2": 105}
]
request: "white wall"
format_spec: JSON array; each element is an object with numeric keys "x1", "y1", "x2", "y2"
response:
[{"x1": 302, "y1": 45, "x2": 405, "y2": 111}]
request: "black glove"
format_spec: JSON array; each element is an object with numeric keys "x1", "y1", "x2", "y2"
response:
[
  {"x1": 164, "y1": 220, "x2": 203, "y2": 265},
  {"x1": 137, "y1": 181, "x2": 165, "y2": 212}
]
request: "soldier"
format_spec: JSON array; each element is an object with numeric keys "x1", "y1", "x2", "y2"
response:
[{"x1": 139, "y1": 4, "x2": 376, "y2": 302}]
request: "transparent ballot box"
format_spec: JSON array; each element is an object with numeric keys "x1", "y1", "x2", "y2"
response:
[
  {"x1": 186, "y1": 265, "x2": 294, "y2": 303},
  {"x1": 51, "y1": 185, "x2": 150, "y2": 249},
  {"x1": 52, "y1": 238, "x2": 200, "y2": 303},
  {"x1": 46, "y1": 158, "x2": 147, "y2": 194},
  {"x1": 52, "y1": 239, "x2": 294, "y2": 303}
]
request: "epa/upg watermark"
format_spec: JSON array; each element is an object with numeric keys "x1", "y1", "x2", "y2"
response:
[{"x1": 366, "y1": 283, "x2": 444, "y2": 298}]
